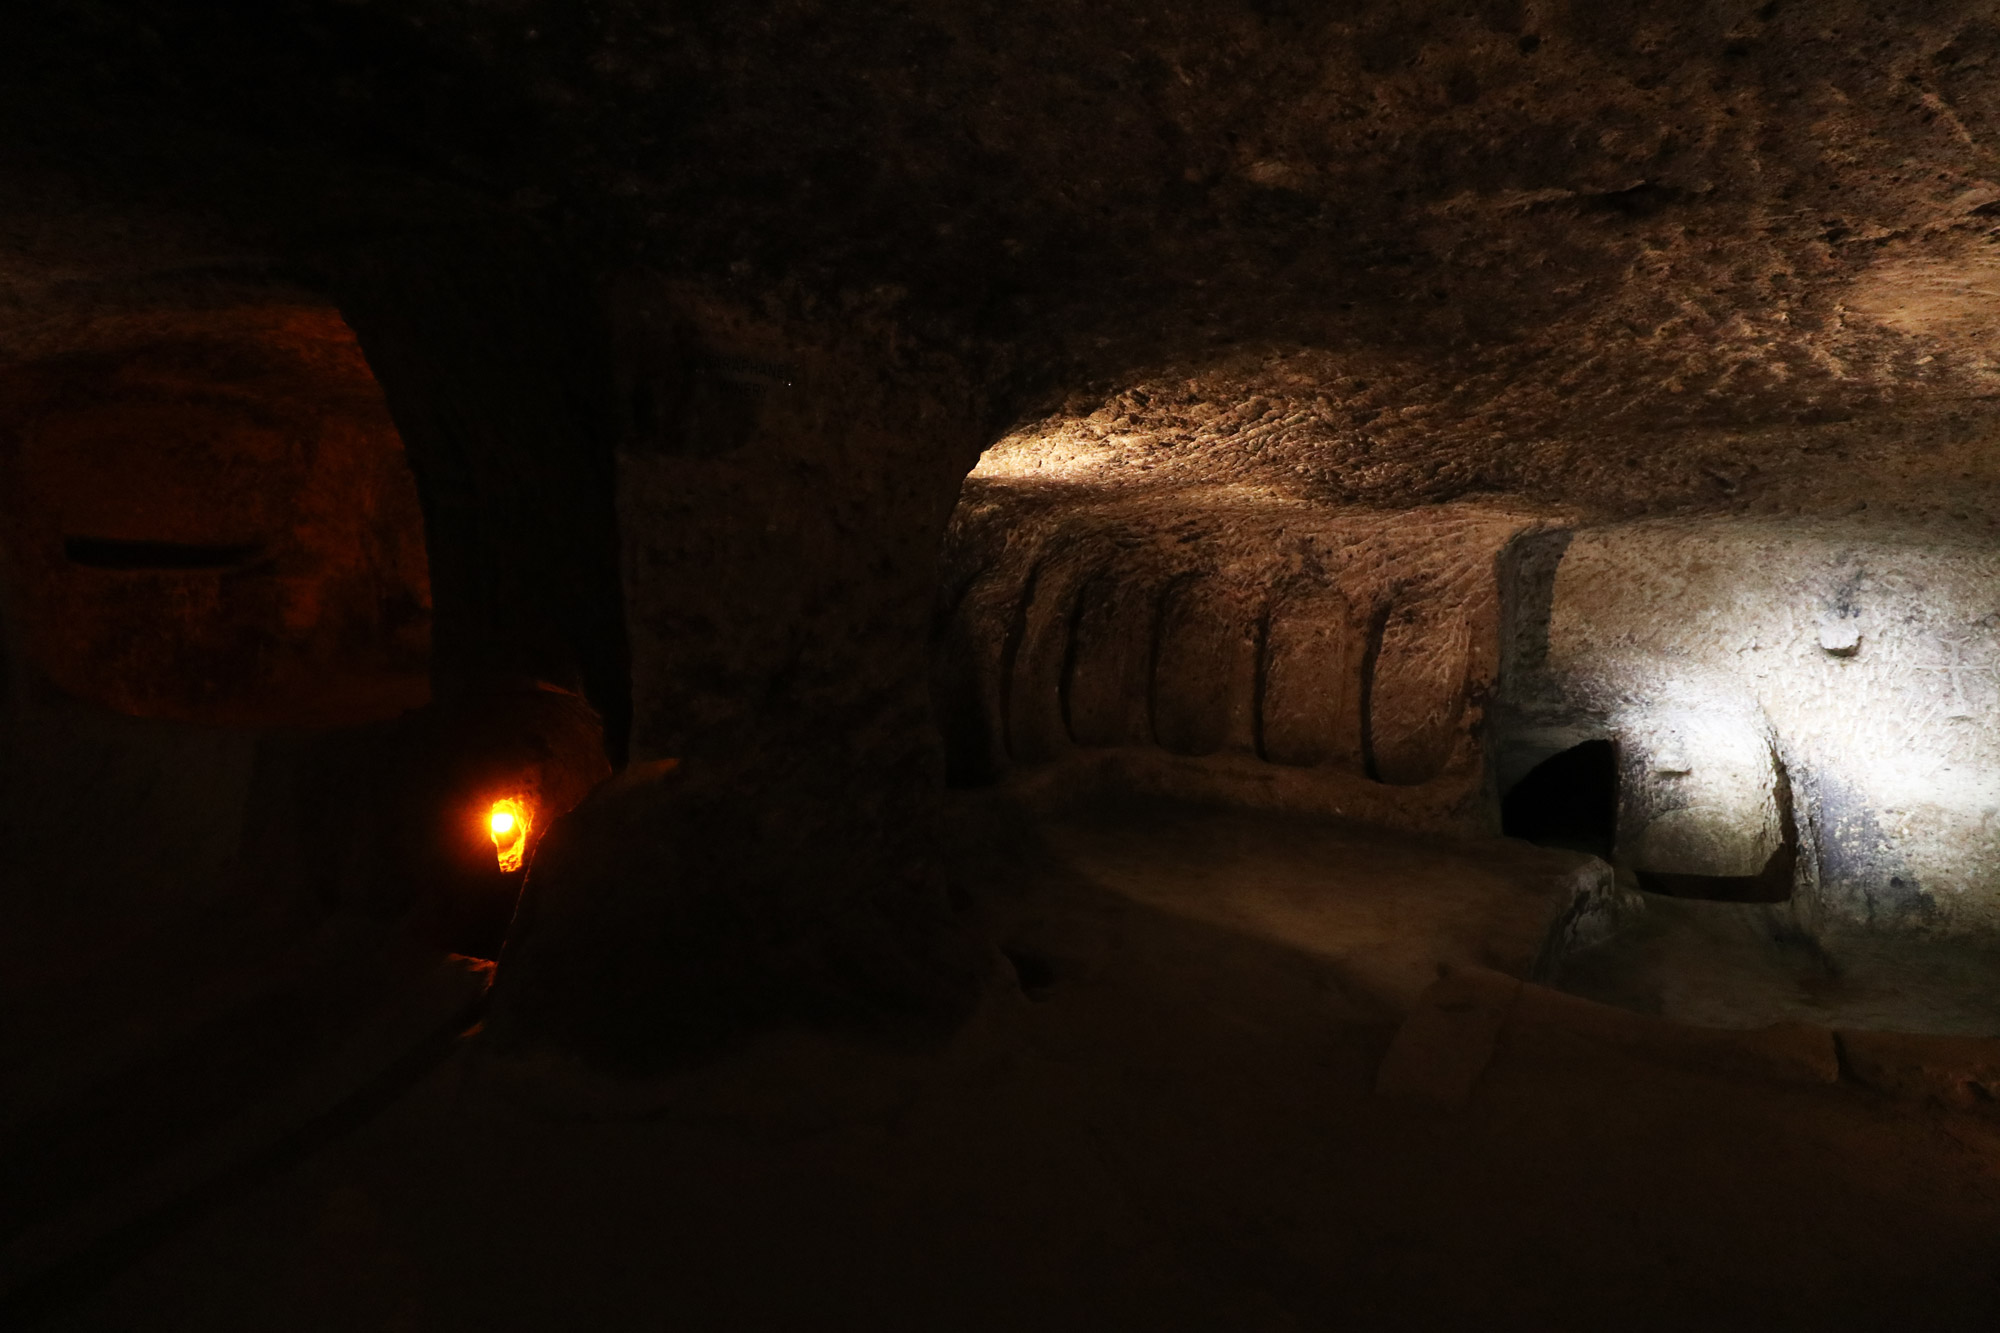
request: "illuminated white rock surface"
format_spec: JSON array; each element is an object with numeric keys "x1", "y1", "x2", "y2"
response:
[{"x1": 1527, "y1": 519, "x2": 2000, "y2": 933}]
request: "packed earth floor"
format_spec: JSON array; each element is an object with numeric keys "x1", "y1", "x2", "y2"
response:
[{"x1": 27, "y1": 802, "x2": 2000, "y2": 1333}]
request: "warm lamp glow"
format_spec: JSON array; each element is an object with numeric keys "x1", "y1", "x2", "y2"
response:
[{"x1": 487, "y1": 797, "x2": 529, "y2": 872}]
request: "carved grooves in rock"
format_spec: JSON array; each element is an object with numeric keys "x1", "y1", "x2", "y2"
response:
[
  {"x1": 1357, "y1": 601, "x2": 1394, "y2": 783},
  {"x1": 1151, "y1": 576, "x2": 1261, "y2": 756},
  {"x1": 995, "y1": 561, "x2": 1041, "y2": 762},
  {"x1": 1250, "y1": 606, "x2": 1273, "y2": 763},
  {"x1": 1056, "y1": 572, "x2": 1097, "y2": 745},
  {"x1": 948, "y1": 560, "x2": 1469, "y2": 785},
  {"x1": 933, "y1": 558, "x2": 993, "y2": 630},
  {"x1": 1064, "y1": 573, "x2": 1154, "y2": 748},
  {"x1": 933, "y1": 563, "x2": 1002, "y2": 787},
  {"x1": 1260, "y1": 587, "x2": 1358, "y2": 770},
  {"x1": 1009, "y1": 565, "x2": 1087, "y2": 763},
  {"x1": 1368, "y1": 605, "x2": 1472, "y2": 787},
  {"x1": 1146, "y1": 574, "x2": 1198, "y2": 750}
]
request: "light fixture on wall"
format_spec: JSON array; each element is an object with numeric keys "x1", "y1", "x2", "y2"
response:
[{"x1": 488, "y1": 797, "x2": 531, "y2": 873}]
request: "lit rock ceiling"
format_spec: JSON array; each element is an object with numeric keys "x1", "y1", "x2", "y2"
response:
[{"x1": 4, "y1": 3, "x2": 2000, "y2": 529}]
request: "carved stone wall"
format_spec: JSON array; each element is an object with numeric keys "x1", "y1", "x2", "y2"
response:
[
  {"x1": 0, "y1": 307, "x2": 431, "y2": 727},
  {"x1": 1506, "y1": 518, "x2": 2000, "y2": 935},
  {"x1": 936, "y1": 479, "x2": 1539, "y2": 833}
]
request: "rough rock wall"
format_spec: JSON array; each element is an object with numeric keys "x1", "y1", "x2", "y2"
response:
[
  {"x1": 1506, "y1": 518, "x2": 2000, "y2": 935},
  {"x1": 0, "y1": 246, "x2": 610, "y2": 959},
  {"x1": 20, "y1": 1, "x2": 2000, "y2": 508},
  {"x1": 0, "y1": 306, "x2": 431, "y2": 726},
  {"x1": 9, "y1": 0, "x2": 2000, "y2": 1061},
  {"x1": 483, "y1": 294, "x2": 995, "y2": 1069},
  {"x1": 947, "y1": 481, "x2": 2000, "y2": 941},
  {"x1": 332, "y1": 233, "x2": 633, "y2": 747},
  {"x1": 937, "y1": 478, "x2": 1543, "y2": 833}
]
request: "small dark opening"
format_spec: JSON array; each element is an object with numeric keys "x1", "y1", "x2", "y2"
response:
[
  {"x1": 1503, "y1": 739, "x2": 1618, "y2": 859},
  {"x1": 63, "y1": 536, "x2": 262, "y2": 570}
]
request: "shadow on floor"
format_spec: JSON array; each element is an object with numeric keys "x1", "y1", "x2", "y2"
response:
[{"x1": 27, "y1": 796, "x2": 2000, "y2": 1332}]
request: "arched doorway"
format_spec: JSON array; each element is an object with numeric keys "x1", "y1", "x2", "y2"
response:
[{"x1": 1502, "y1": 739, "x2": 1618, "y2": 860}]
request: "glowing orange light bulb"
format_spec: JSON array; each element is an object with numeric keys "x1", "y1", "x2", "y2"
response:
[{"x1": 487, "y1": 798, "x2": 529, "y2": 872}]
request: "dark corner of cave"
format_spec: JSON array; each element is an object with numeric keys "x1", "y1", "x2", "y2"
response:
[{"x1": 6, "y1": 3, "x2": 2000, "y2": 1328}]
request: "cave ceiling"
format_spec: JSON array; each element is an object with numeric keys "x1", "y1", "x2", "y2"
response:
[{"x1": 5, "y1": 2, "x2": 2000, "y2": 527}]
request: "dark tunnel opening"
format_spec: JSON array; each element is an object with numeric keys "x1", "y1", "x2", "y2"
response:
[{"x1": 1502, "y1": 739, "x2": 1619, "y2": 860}]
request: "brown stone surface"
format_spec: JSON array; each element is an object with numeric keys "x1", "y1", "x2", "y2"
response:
[
  {"x1": 0, "y1": 307, "x2": 431, "y2": 727},
  {"x1": 1379, "y1": 961, "x2": 1844, "y2": 1113},
  {"x1": 1151, "y1": 576, "x2": 1260, "y2": 758},
  {"x1": 1839, "y1": 1028, "x2": 2000, "y2": 1112},
  {"x1": 1259, "y1": 587, "x2": 1360, "y2": 770},
  {"x1": 1063, "y1": 573, "x2": 1158, "y2": 750},
  {"x1": 1367, "y1": 602, "x2": 1473, "y2": 787},
  {"x1": 938, "y1": 490, "x2": 1528, "y2": 832},
  {"x1": 1374, "y1": 965, "x2": 1521, "y2": 1108}
]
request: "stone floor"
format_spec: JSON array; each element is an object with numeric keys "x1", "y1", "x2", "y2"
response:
[
  {"x1": 1559, "y1": 892, "x2": 2000, "y2": 1037},
  {"x1": 21, "y1": 801, "x2": 2000, "y2": 1330},
  {"x1": 1002, "y1": 800, "x2": 1600, "y2": 1014}
]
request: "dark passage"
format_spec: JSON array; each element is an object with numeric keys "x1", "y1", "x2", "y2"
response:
[{"x1": 1503, "y1": 740, "x2": 1618, "y2": 859}]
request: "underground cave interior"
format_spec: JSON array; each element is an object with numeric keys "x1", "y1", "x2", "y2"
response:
[
  {"x1": 12, "y1": 3, "x2": 2000, "y2": 1327},
  {"x1": 7, "y1": 293, "x2": 2000, "y2": 1327},
  {"x1": 11, "y1": 306, "x2": 1998, "y2": 1041}
]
